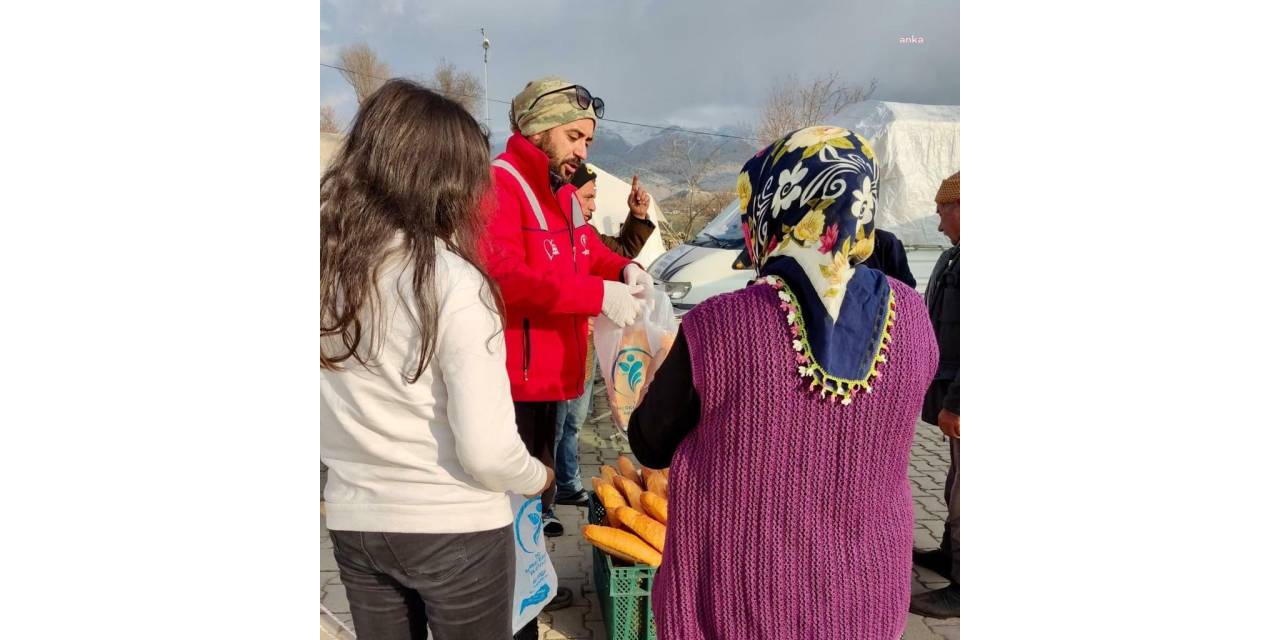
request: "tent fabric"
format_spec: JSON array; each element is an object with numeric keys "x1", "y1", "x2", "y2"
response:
[
  {"x1": 831, "y1": 101, "x2": 960, "y2": 247},
  {"x1": 582, "y1": 163, "x2": 668, "y2": 268}
]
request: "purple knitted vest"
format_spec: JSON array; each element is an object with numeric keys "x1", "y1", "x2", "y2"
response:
[{"x1": 654, "y1": 278, "x2": 937, "y2": 640}]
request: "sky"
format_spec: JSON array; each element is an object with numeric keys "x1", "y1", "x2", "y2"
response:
[{"x1": 320, "y1": 0, "x2": 959, "y2": 137}]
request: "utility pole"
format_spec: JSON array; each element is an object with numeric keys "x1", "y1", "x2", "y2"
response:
[{"x1": 481, "y1": 28, "x2": 490, "y2": 128}]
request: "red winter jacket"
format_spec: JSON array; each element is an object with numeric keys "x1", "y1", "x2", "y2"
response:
[{"x1": 481, "y1": 134, "x2": 633, "y2": 402}]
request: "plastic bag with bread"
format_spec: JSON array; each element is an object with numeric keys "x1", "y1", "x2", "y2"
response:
[{"x1": 594, "y1": 283, "x2": 679, "y2": 433}]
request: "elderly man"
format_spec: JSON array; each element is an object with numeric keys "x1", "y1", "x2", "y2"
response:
[
  {"x1": 483, "y1": 77, "x2": 653, "y2": 623},
  {"x1": 911, "y1": 171, "x2": 961, "y2": 619}
]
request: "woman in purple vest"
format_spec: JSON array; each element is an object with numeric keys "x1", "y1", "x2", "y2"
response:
[{"x1": 630, "y1": 126, "x2": 939, "y2": 640}]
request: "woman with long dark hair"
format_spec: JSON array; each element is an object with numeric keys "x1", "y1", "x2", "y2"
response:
[{"x1": 321, "y1": 78, "x2": 552, "y2": 640}]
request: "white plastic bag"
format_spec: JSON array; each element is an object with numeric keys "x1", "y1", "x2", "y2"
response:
[
  {"x1": 509, "y1": 492, "x2": 558, "y2": 632},
  {"x1": 594, "y1": 284, "x2": 679, "y2": 434}
]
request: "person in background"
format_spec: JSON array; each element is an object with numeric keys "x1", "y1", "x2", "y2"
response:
[
  {"x1": 570, "y1": 165, "x2": 656, "y2": 255},
  {"x1": 629, "y1": 126, "x2": 938, "y2": 639},
  {"x1": 861, "y1": 227, "x2": 916, "y2": 289},
  {"x1": 737, "y1": 221, "x2": 914, "y2": 288},
  {"x1": 320, "y1": 79, "x2": 553, "y2": 640},
  {"x1": 553, "y1": 165, "x2": 656, "y2": 508},
  {"x1": 910, "y1": 171, "x2": 961, "y2": 619},
  {"x1": 483, "y1": 76, "x2": 655, "y2": 624}
]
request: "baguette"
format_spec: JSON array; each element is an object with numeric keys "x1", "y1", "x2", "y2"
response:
[
  {"x1": 596, "y1": 483, "x2": 627, "y2": 528},
  {"x1": 617, "y1": 455, "x2": 642, "y2": 485},
  {"x1": 613, "y1": 475, "x2": 645, "y2": 511},
  {"x1": 616, "y1": 505, "x2": 667, "y2": 553},
  {"x1": 583, "y1": 525, "x2": 662, "y2": 566},
  {"x1": 645, "y1": 472, "x2": 669, "y2": 501},
  {"x1": 640, "y1": 491, "x2": 668, "y2": 525}
]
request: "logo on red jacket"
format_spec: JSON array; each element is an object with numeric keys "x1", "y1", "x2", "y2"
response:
[
  {"x1": 543, "y1": 239, "x2": 560, "y2": 261},
  {"x1": 580, "y1": 234, "x2": 590, "y2": 256}
]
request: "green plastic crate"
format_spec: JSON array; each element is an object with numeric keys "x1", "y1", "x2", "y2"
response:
[{"x1": 589, "y1": 493, "x2": 658, "y2": 640}]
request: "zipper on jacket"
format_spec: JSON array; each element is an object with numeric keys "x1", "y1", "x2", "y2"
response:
[
  {"x1": 522, "y1": 318, "x2": 531, "y2": 382},
  {"x1": 567, "y1": 224, "x2": 585, "y2": 392}
]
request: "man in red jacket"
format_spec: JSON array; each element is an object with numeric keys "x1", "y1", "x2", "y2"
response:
[{"x1": 482, "y1": 77, "x2": 651, "y2": 543}]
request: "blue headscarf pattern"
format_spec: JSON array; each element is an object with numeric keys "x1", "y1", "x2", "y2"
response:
[{"x1": 738, "y1": 126, "x2": 896, "y2": 403}]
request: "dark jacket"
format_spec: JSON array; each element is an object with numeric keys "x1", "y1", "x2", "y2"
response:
[
  {"x1": 862, "y1": 229, "x2": 916, "y2": 289},
  {"x1": 596, "y1": 214, "x2": 656, "y2": 259},
  {"x1": 922, "y1": 245, "x2": 959, "y2": 423}
]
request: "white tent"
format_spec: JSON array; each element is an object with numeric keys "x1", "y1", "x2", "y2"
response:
[
  {"x1": 831, "y1": 101, "x2": 960, "y2": 247},
  {"x1": 582, "y1": 163, "x2": 668, "y2": 268}
]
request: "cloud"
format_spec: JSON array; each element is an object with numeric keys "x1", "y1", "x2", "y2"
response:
[
  {"x1": 663, "y1": 103, "x2": 759, "y2": 132},
  {"x1": 319, "y1": 43, "x2": 340, "y2": 65},
  {"x1": 322, "y1": 91, "x2": 354, "y2": 110},
  {"x1": 319, "y1": 0, "x2": 959, "y2": 131}
]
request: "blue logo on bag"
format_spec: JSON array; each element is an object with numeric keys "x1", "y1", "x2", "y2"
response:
[
  {"x1": 514, "y1": 496, "x2": 543, "y2": 553},
  {"x1": 519, "y1": 583, "x2": 551, "y2": 614},
  {"x1": 615, "y1": 347, "x2": 651, "y2": 392}
]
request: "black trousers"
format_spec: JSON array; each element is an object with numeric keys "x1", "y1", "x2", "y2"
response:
[
  {"x1": 329, "y1": 526, "x2": 514, "y2": 640},
  {"x1": 513, "y1": 401, "x2": 561, "y2": 640},
  {"x1": 942, "y1": 436, "x2": 960, "y2": 584},
  {"x1": 514, "y1": 401, "x2": 559, "y2": 513}
]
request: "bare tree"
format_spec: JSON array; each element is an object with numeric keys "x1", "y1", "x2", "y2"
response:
[
  {"x1": 320, "y1": 105, "x2": 340, "y2": 133},
  {"x1": 656, "y1": 134, "x2": 734, "y2": 246},
  {"x1": 430, "y1": 59, "x2": 483, "y2": 117},
  {"x1": 338, "y1": 43, "x2": 390, "y2": 104},
  {"x1": 754, "y1": 73, "x2": 878, "y2": 142}
]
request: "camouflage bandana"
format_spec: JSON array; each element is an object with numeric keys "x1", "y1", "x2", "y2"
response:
[{"x1": 509, "y1": 76, "x2": 598, "y2": 136}]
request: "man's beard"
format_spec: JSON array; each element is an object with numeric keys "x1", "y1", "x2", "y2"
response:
[{"x1": 534, "y1": 137, "x2": 576, "y2": 179}]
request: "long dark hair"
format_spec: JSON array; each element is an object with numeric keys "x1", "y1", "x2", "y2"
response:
[{"x1": 321, "y1": 78, "x2": 502, "y2": 383}]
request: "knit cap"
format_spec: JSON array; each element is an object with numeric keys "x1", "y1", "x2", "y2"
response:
[
  {"x1": 570, "y1": 163, "x2": 598, "y2": 188},
  {"x1": 935, "y1": 171, "x2": 960, "y2": 204}
]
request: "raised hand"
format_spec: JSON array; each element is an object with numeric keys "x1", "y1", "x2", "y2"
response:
[{"x1": 628, "y1": 175, "x2": 651, "y2": 219}]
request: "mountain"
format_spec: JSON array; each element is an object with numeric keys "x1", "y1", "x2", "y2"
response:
[
  {"x1": 601, "y1": 122, "x2": 662, "y2": 147},
  {"x1": 487, "y1": 122, "x2": 757, "y2": 203}
]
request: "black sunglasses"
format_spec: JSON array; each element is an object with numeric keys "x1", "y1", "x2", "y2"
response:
[{"x1": 528, "y1": 84, "x2": 605, "y2": 119}]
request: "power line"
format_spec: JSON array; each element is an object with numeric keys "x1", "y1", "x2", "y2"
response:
[
  {"x1": 321, "y1": 62, "x2": 765, "y2": 144},
  {"x1": 596, "y1": 117, "x2": 762, "y2": 144}
]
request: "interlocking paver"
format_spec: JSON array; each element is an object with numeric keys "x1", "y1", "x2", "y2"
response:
[
  {"x1": 321, "y1": 581, "x2": 350, "y2": 615},
  {"x1": 548, "y1": 608, "x2": 595, "y2": 639},
  {"x1": 321, "y1": 539, "x2": 338, "y2": 572},
  {"x1": 926, "y1": 617, "x2": 960, "y2": 640},
  {"x1": 904, "y1": 612, "x2": 945, "y2": 639},
  {"x1": 321, "y1": 372, "x2": 959, "y2": 637}
]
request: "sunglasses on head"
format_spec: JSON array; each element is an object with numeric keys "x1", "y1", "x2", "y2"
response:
[{"x1": 528, "y1": 84, "x2": 605, "y2": 119}]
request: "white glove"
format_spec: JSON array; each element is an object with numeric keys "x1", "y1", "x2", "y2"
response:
[
  {"x1": 624, "y1": 264, "x2": 654, "y2": 290},
  {"x1": 602, "y1": 281, "x2": 645, "y2": 327}
]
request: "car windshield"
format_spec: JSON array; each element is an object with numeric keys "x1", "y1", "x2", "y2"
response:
[{"x1": 689, "y1": 201, "x2": 746, "y2": 249}]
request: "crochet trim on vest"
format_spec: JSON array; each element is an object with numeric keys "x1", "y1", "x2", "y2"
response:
[{"x1": 755, "y1": 275, "x2": 896, "y2": 406}]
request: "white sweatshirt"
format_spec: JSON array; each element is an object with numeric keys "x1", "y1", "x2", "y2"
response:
[{"x1": 321, "y1": 238, "x2": 547, "y2": 533}]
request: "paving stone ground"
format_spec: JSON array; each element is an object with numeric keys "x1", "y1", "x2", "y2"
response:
[{"x1": 321, "y1": 373, "x2": 958, "y2": 639}]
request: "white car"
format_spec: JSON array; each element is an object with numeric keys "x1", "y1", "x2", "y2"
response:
[
  {"x1": 650, "y1": 101, "x2": 960, "y2": 315},
  {"x1": 651, "y1": 202, "x2": 946, "y2": 316},
  {"x1": 649, "y1": 201, "x2": 755, "y2": 315}
]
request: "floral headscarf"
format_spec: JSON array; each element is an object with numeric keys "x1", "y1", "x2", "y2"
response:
[{"x1": 738, "y1": 126, "x2": 896, "y2": 404}]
